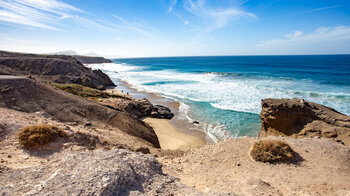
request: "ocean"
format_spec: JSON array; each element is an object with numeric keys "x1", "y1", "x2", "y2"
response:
[{"x1": 88, "y1": 55, "x2": 350, "y2": 140}]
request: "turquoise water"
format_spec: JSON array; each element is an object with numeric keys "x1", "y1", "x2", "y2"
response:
[{"x1": 89, "y1": 55, "x2": 350, "y2": 140}]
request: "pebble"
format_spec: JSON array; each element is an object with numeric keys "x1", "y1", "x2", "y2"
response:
[
  {"x1": 236, "y1": 162, "x2": 241, "y2": 166},
  {"x1": 7, "y1": 155, "x2": 12, "y2": 158}
]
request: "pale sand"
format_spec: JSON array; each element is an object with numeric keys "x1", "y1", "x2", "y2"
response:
[{"x1": 143, "y1": 118, "x2": 206, "y2": 151}]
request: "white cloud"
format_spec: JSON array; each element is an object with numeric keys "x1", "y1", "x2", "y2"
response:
[
  {"x1": 0, "y1": 0, "x2": 80, "y2": 30},
  {"x1": 258, "y1": 26, "x2": 350, "y2": 54},
  {"x1": 284, "y1": 30, "x2": 303, "y2": 39},
  {"x1": 183, "y1": 0, "x2": 256, "y2": 31},
  {"x1": 184, "y1": 20, "x2": 190, "y2": 25}
]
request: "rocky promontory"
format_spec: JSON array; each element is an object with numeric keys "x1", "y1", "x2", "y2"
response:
[
  {"x1": 0, "y1": 51, "x2": 115, "y2": 90},
  {"x1": 259, "y1": 98, "x2": 350, "y2": 146},
  {"x1": 73, "y1": 55, "x2": 112, "y2": 64},
  {"x1": 0, "y1": 76, "x2": 160, "y2": 148}
]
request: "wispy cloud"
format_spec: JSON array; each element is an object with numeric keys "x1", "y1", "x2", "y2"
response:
[
  {"x1": 257, "y1": 26, "x2": 350, "y2": 53},
  {"x1": 0, "y1": 0, "x2": 81, "y2": 30},
  {"x1": 168, "y1": 0, "x2": 178, "y2": 13},
  {"x1": 113, "y1": 15, "x2": 154, "y2": 36},
  {"x1": 301, "y1": 4, "x2": 348, "y2": 14},
  {"x1": 182, "y1": 0, "x2": 256, "y2": 31}
]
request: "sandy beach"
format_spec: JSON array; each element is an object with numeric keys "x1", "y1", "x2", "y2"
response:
[
  {"x1": 143, "y1": 118, "x2": 206, "y2": 151},
  {"x1": 113, "y1": 79, "x2": 212, "y2": 150}
]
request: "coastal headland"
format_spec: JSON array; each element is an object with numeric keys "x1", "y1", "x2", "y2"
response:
[{"x1": 0, "y1": 51, "x2": 349, "y2": 195}]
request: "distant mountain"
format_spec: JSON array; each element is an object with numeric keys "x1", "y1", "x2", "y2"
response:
[
  {"x1": 49, "y1": 50, "x2": 80, "y2": 56},
  {"x1": 49, "y1": 50, "x2": 112, "y2": 64}
]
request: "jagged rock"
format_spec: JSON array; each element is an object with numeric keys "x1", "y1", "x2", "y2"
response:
[
  {"x1": 0, "y1": 51, "x2": 115, "y2": 90},
  {"x1": 0, "y1": 149, "x2": 201, "y2": 195},
  {"x1": 125, "y1": 98, "x2": 174, "y2": 119},
  {"x1": 259, "y1": 98, "x2": 350, "y2": 146},
  {"x1": 152, "y1": 105, "x2": 174, "y2": 119}
]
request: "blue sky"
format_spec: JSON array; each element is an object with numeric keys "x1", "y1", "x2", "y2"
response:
[{"x1": 0, "y1": 0, "x2": 350, "y2": 57}]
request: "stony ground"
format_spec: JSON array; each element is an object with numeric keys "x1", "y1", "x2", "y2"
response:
[
  {"x1": 0, "y1": 148, "x2": 203, "y2": 196},
  {"x1": 160, "y1": 137, "x2": 350, "y2": 196},
  {"x1": 1, "y1": 105, "x2": 350, "y2": 195}
]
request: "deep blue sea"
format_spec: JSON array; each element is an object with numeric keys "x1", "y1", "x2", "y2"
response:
[{"x1": 89, "y1": 55, "x2": 350, "y2": 140}]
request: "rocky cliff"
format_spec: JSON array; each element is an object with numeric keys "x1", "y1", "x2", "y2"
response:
[
  {"x1": 0, "y1": 51, "x2": 115, "y2": 90},
  {"x1": 259, "y1": 98, "x2": 350, "y2": 146},
  {"x1": 73, "y1": 55, "x2": 112, "y2": 64},
  {"x1": 0, "y1": 76, "x2": 160, "y2": 148}
]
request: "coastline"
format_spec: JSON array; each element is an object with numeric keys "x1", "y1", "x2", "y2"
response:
[{"x1": 112, "y1": 78, "x2": 215, "y2": 150}]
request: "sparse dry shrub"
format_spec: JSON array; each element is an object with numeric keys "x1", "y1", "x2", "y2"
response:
[
  {"x1": 18, "y1": 124, "x2": 67, "y2": 148},
  {"x1": 51, "y1": 83, "x2": 112, "y2": 98},
  {"x1": 250, "y1": 140, "x2": 294, "y2": 163}
]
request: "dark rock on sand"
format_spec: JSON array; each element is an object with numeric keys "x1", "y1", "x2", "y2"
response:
[
  {"x1": 0, "y1": 76, "x2": 160, "y2": 148},
  {"x1": 259, "y1": 98, "x2": 350, "y2": 146},
  {"x1": 0, "y1": 50, "x2": 115, "y2": 90},
  {"x1": 125, "y1": 98, "x2": 174, "y2": 119},
  {"x1": 152, "y1": 105, "x2": 174, "y2": 119}
]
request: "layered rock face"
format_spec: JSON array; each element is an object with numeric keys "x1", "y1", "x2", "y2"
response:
[
  {"x1": 0, "y1": 51, "x2": 115, "y2": 90},
  {"x1": 259, "y1": 98, "x2": 350, "y2": 146},
  {"x1": 0, "y1": 76, "x2": 160, "y2": 148}
]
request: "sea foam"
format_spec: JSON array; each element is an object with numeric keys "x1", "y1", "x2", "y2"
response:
[{"x1": 88, "y1": 61, "x2": 350, "y2": 139}]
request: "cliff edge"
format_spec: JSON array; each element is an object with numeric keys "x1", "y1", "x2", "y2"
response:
[
  {"x1": 259, "y1": 98, "x2": 350, "y2": 146},
  {"x1": 0, "y1": 51, "x2": 115, "y2": 90}
]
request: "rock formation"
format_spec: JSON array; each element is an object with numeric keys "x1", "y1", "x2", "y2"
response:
[
  {"x1": 0, "y1": 51, "x2": 115, "y2": 90},
  {"x1": 0, "y1": 76, "x2": 160, "y2": 148},
  {"x1": 124, "y1": 98, "x2": 174, "y2": 119},
  {"x1": 259, "y1": 98, "x2": 350, "y2": 146},
  {"x1": 73, "y1": 55, "x2": 112, "y2": 64}
]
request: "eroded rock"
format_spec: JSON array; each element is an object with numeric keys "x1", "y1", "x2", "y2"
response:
[
  {"x1": 259, "y1": 98, "x2": 350, "y2": 146},
  {"x1": 125, "y1": 98, "x2": 174, "y2": 119}
]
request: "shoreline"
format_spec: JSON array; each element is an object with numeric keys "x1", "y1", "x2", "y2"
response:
[{"x1": 112, "y1": 78, "x2": 215, "y2": 149}]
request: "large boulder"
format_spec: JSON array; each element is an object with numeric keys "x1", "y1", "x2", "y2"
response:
[
  {"x1": 0, "y1": 51, "x2": 115, "y2": 90},
  {"x1": 124, "y1": 98, "x2": 174, "y2": 119},
  {"x1": 259, "y1": 98, "x2": 350, "y2": 146}
]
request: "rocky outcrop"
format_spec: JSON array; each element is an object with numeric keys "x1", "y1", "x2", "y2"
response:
[
  {"x1": 0, "y1": 148, "x2": 200, "y2": 195},
  {"x1": 73, "y1": 55, "x2": 112, "y2": 64},
  {"x1": 0, "y1": 51, "x2": 115, "y2": 90},
  {"x1": 0, "y1": 76, "x2": 160, "y2": 148},
  {"x1": 124, "y1": 98, "x2": 174, "y2": 119},
  {"x1": 259, "y1": 98, "x2": 350, "y2": 146}
]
